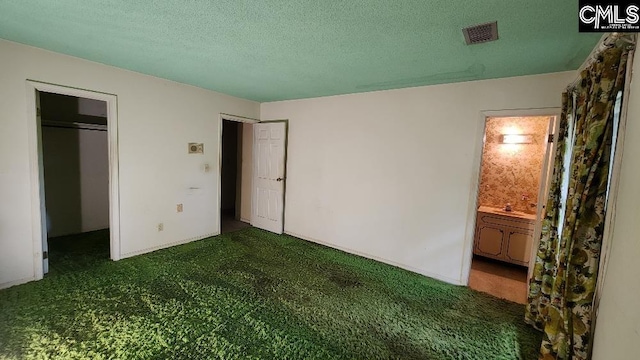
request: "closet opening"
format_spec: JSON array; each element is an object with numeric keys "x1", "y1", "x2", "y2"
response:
[{"x1": 38, "y1": 91, "x2": 111, "y2": 273}]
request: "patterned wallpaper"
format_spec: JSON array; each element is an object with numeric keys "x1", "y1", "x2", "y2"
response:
[{"x1": 478, "y1": 116, "x2": 551, "y2": 213}]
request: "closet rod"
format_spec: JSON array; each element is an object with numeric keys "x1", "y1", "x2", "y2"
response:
[{"x1": 41, "y1": 122, "x2": 107, "y2": 132}]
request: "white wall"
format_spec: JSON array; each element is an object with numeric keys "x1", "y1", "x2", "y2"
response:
[
  {"x1": 78, "y1": 98, "x2": 107, "y2": 117},
  {"x1": 78, "y1": 129, "x2": 110, "y2": 233},
  {"x1": 592, "y1": 52, "x2": 640, "y2": 359},
  {"x1": 261, "y1": 72, "x2": 575, "y2": 284},
  {"x1": 42, "y1": 127, "x2": 110, "y2": 237},
  {"x1": 0, "y1": 39, "x2": 259, "y2": 288}
]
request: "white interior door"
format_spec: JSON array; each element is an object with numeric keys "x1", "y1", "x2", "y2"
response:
[{"x1": 251, "y1": 122, "x2": 286, "y2": 234}]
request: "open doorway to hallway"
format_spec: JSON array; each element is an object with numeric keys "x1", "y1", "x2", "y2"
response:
[{"x1": 220, "y1": 119, "x2": 252, "y2": 234}]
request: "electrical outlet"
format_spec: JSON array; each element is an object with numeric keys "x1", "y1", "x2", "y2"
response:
[
  {"x1": 177, "y1": 204, "x2": 183, "y2": 212},
  {"x1": 158, "y1": 223, "x2": 164, "y2": 231}
]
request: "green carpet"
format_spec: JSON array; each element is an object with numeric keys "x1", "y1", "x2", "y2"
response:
[{"x1": 0, "y1": 228, "x2": 542, "y2": 359}]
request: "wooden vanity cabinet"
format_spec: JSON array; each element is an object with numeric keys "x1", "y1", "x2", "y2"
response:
[{"x1": 473, "y1": 208, "x2": 535, "y2": 266}]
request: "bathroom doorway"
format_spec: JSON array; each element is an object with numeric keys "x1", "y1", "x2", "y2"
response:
[{"x1": 468, "y1": 115, "x2": 557, "y2": 303}]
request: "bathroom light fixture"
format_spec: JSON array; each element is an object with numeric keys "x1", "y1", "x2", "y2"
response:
[{"x1": 500, "y1": 134, "x2": 532, "y2": 144}]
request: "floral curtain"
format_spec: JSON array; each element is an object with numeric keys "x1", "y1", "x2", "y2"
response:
[{"x1": 525, "y1": 46, "x2": 629, "y2": 360}]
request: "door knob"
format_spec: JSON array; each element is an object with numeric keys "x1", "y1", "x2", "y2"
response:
[{"x1": 276, "y1": 177, "x2": 284, "y2": 182}]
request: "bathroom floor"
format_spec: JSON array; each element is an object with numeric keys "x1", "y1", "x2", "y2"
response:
[{"x1": 469, "y1": 256, "x2": 529, "y2": 304}]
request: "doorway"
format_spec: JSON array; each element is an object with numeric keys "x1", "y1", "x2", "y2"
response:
[
  {"x1": 27, "y1": 81, "x2": 120, "y2": 281},
  {"x1": 468, "y1": 115, "x2": 557, "y2": 303},
  {"x1": 220, "y1": 117, "x2": 253, "y2": 234}
]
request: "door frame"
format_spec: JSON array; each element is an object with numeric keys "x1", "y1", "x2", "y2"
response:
[
  {"x1": 217, "y1": 113, "x2": 260, "y2": 234},
  {"x1": 26, "y1": 80, "x2": 121, "y2": 280},
  {"x1": 460, "y1": 107, "x2": 561, "y2": 286},
  {"x1": 528, "y1": 117, "x2": 558, "y2": 279}
]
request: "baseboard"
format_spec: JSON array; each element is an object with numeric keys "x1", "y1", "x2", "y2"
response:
[
  {"x1": 284, "y1": 231, "x2": 464, "y2": 286},
  {"x1": 120, "y1": 232, "x2": 220, "y2": 259},
  {"x1": 0, "y1": 276, "x2": 37, "y2": 290},
  {"x1": 48, "y1": 227, "x2": 110, "y2": 239}
]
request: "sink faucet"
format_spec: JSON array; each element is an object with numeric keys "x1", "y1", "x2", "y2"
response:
[{"x1": 520, "y1": 194, "x2": 536, "y2": 213}]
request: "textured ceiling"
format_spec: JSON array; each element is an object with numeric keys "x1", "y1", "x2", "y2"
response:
[{"x1": 0, "y1": 1, "x2": 600, "y2": 102}]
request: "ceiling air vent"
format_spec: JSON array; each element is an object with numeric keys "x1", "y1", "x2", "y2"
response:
[{"x1": 462, "y1": 21, "x2": 498, "y2": 45}]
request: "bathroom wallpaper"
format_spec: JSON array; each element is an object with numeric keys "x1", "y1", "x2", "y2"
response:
[{"x1": 478, "y1": 116, "x2": 551, "y2": 213}]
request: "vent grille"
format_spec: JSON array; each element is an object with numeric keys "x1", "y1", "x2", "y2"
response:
[{"x1": 463, "y1": 21, "x2": 498, "y2": 45}]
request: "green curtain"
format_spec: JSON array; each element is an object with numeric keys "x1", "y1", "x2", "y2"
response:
[{"x1": 525, "y1": 46, "x2": 629, "y2": 360}]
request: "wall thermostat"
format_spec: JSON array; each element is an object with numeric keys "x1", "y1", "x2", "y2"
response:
[{"x1": 188, "y1": 143, "x2": 204, "y2": 154}]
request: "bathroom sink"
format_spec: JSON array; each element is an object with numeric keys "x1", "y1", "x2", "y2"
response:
[
  {"x1": 477, "y1": 206, "x2": 536, "y2": 220},
  {"x1": 497, "y1": 209, "x2": 526, "y2": 215}
]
